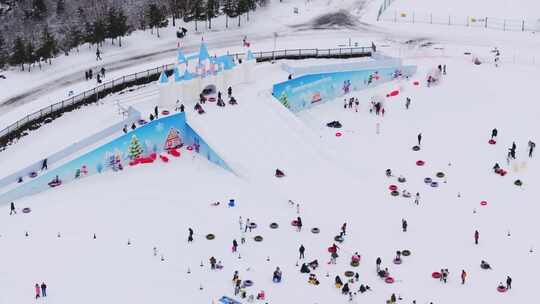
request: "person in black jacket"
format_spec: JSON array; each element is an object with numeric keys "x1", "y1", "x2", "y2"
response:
[
  {"x1": 506, "y1": 276, "x2": 512, "y2": 289},
  {"x1": 491, "y1": 128, "x2": 498, "y2": 139},
  {"x1": 299, "y1": 245, "x2": 305, "y2": 259},
  {"x1": 10, "y1": 202, "x2": 16, "y2": 215}
]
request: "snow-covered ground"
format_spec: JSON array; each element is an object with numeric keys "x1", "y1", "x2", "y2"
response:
[
  {"x1": 1, "y1": 0, "x2": 540, "y2": 303},
  {"x1": 385, "y1": 0, "x2": 540, "y2": 19}
]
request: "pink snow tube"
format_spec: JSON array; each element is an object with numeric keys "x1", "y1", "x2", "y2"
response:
[
  {"x1": 186, "y1": 146, "x2": 193, "y2": 151},
  {"x1": 489, "y1": 139, "x2": 496, "y2": 145},
  {"x1": 335, "y1": 132, "x2": 342, "y2": 137},
  {"x1": 413, "y1": 81, "x2": 420, "y2": 86},
  {"x1": 432, "y1": 272, "x2": 441, "y2": 279},
  {"x1": 389, "y1": 90, "x2": 399, "y2": 97},
  {"x1": 389, "y1": 185, "x2": 398, "y2": 191},
  {"x1": 385, "y1": 277, "x2": 395, "y2": 284},
  {"x1": 497, "y1": 286, "x2": 507, "y2": 293},
  {"x1": 416, "y1": 160, "x2": 425, "y2": 166},
  {"x1": 161, "y1": 110, "x2": 170, "y2": 116},
  {"x1": 480, "y1": 201, "x2": 488, "y2": 206}
]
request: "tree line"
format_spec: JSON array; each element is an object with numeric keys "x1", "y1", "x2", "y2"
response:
[{"x1": 0, "y1": 0, "x2": 269, "y2": 71}]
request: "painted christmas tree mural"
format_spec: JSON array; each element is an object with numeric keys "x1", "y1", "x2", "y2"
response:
[
  {"x1": 128, "y1": 135, "x2": 144, "y2": 159},
  {"x1": 164, "y1": 128, "x2": 182, "y2": 150},
  {"x1": 278, "y1": 91, "x2": 290, "y2": 109}
]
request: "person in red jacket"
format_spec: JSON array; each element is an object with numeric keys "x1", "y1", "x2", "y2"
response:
[
  {"x1": 34, "y1": 283, "x2": 40, "y2": 299},
  {"x1": 461, "y1": 270, "x2": 467, "y2": 284}
]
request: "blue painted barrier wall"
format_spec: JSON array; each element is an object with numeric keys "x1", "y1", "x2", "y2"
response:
[
  {"x1": 272, "y1": 65, "x2": 417, "y2": 112},
  {"x1": 0, "y1": 113, "x2": 231, "y2": 204}
]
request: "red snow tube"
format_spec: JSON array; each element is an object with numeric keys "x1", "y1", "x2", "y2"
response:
[
  {"x1": 335, "y1": 132, "x2": 342, "y2": 137},
  {"x1": 432, "y1": 272, "x2": 441, "y2": 279},
  {"x1": 140, "y1": 157, "x2": 154, "y2": 164},
  {"x1": 413, "y1": 81, "x2": 420, "y2": 86},
  {"x1": 497, "y1": 286, "x2": 507, "y2": 293},
  {"x1": 385, "y1": 277, "x2": 395, "y2": 284},
  {"x1": 291, "y1": 220, "x2": 299, "y2": 227},
  {"x1": 160, "y1": 155, "x2": 169, "y2": 163},
  {"x1": 186, "y1": 146, "x2": 193, "y2": 151},
  {"x1": 169, "y1": 149, "x2": 181, "y2": 157},
  {"x1": 161, "y1": 110, "x2": 170, "y2": 116},
  {"x1": 389, "y1": 185, "x2": 398, "y2": 191},
  {"x1": 416, "y1": 160, "x2": 425, "y2": 166},
  {"x1": 389, "y1": 90, "x2": 399, "y2": 97},
  {"x1": 480, "y1": 201, "x2": 488, "y2": 206},
  {"x1": 129, "y1": 159, "x2": 139, "y2": 166},
  {"x1": 489, "y1": 139, "x2": 496, "y2": 145},
  {"x1": 149, "y1": 153, "x2": 157, "y2": 160},
  {"x1": 500, "y1": 170, "x2": 507, "y2": 176}
]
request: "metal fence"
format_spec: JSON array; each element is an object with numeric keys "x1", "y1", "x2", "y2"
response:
[
  {"x1": 0, "y1": 46, "x2": 372, "y2": 149},
  {"x1": 380, "y1": 10, "x2": 540, "y2": 32}
]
